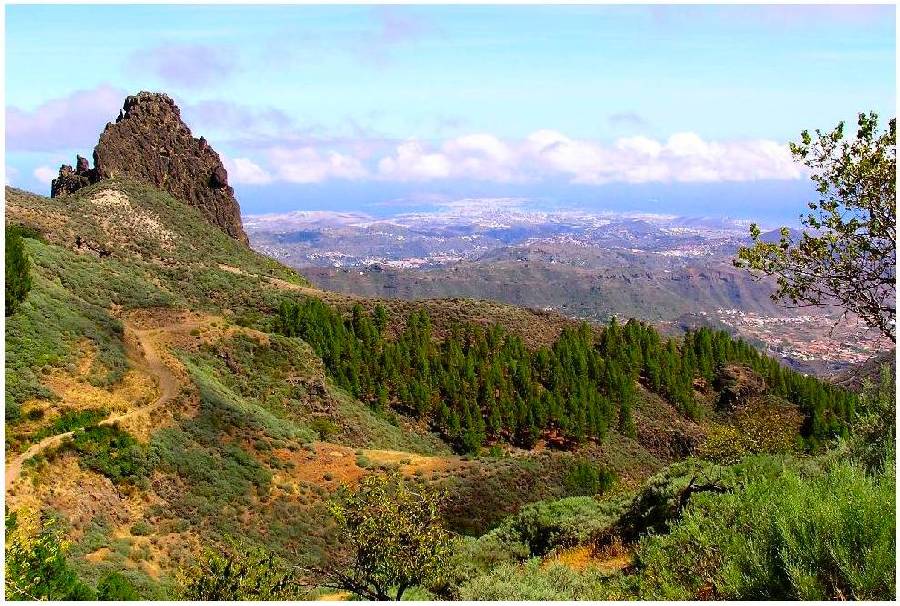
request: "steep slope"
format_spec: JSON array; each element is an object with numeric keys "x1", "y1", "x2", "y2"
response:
[
  {"x1": 4, "y1": 182, "x2": 681, "y2": 595},
  {"x1": 830, "y1": 349, "x2": 896, "y2": 392}
]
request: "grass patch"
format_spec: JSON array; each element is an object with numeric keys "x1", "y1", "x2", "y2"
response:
[
  {"x1": 5, "y1": 266, "x2": 126, "y2": 424},
  {"x1": 33, "y1": 408, "x2": 108, "y2": 442},
  {"x1": 66, "y1": 425, "x2": 152, "y2": 487}
]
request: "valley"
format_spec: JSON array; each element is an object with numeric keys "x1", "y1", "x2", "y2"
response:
[{"x1": 246, "y1": 207, "x2": 891, "y2": 376}]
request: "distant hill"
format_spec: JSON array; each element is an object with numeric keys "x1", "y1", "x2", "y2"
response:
[
  {"x1": 830, "y1": 349, "x2": 896, "y2": 392},
  {"x1": 302, "y1": 254, "x2": 786, "y2": 324}
]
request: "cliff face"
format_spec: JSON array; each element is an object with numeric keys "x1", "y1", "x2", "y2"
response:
[{"x1": 51, "y1": 92, "x2": 248, "y2": 244}]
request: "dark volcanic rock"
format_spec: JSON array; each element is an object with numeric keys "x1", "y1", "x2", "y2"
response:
[
  {"x1": 75, "y1": 155, "x2": 91, "y2": 173},
  {"x1": 51, "y1": 152, "x2": 103, "y2": 197},
  {"x1": 50, "y1": 91, "x2": 248, "y2": 244},
  {"x1": 210, "y1": 165, "x2": 229, "y2": 189},
  {"x1": 51, "y1": 164, "x2": 95, "y2": 197}
]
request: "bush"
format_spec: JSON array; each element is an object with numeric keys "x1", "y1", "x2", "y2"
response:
[
  {"x1": 33, "y1": 408, "x2": 108, "y2": 442},
  {"x1": 178, "y1": 544, "x2": 299, "y2": 600},
  {"x1": 67, "y1": 425, "x2": 152, "y2": 486},
  {"x1": 96, "y1": 572, "x2": 140, "y2": 600},
  {"x1": 846, "y1": 364, "x2": 895, "y2": 473},
  {"x1": 636, "y1": 459, "x2": 896, "y2": 600},
  {"x1": 469, "y1": 495, "x2": 628, "y2": 562},
  {"x1": 130, "y1": 520, "x2": 153, "y2": 536},
  {"x1": 5, "y1": 508, "x2": 95, "y2": 600},
  {"x1": 5, "y1": 225, "x2": 32, "y2": 316},
  {"x1": 310, "y1": 417, "x2": 338, "y2": 440},
  {"x1": 459, "y1": 559, "x2": 613, "y2": 600}
]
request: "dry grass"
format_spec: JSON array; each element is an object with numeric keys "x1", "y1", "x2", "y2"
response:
[
  {"x1": 92, "y1": 189, "x2": 176, "y2": 251},
  {"x1": 544, "y1": 537, "x2": 633, "y2": 574},
  {"x1": 266, "y1": 442, "x2": 463, "y2": 497}
]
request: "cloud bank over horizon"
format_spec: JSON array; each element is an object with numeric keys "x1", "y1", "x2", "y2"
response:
[
  {"x1": 9, "y1": 85, "x2": 804, "y2": 190},
  {"x1": 222, "y1": 129, "x2": 803, "y2": 186}
]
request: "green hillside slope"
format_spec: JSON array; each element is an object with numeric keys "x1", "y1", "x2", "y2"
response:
[{"x1": 4, "y1": 181, "x2": 862, "y2": 599}]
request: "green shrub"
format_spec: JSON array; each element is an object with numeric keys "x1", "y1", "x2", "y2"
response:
[
  {"x1": 467, "y1": 495, "x2": 628, "y2": 563},
  {"x1": 67, "y1": 425, "x2": 152, "y2": 487},
  {"x1": 5, "y1": 508, "x2": 95, "y2": 600},
  {"x1": 130, "y1": 520, "x2": 153, "y2": 536},
  {"x1": 96, "y1": 571, "x2": 140, "y2": 600},
  {"x1": 459, "y1": 559, "x2": 614, "y2": 600},
  {"x1": 33, "y1": 408, "x2": 108, "y2": 442},
  {"x1": 177, "y1": 544, "x2": 300, "y2": 600},
  {"x1": 310, "y1": 417, "x2": 339, "y2": 440},
  {"x1": 614, "y1": 458, "x2": 734, "y2": 542},
  {"x1": 846, "y1": 364, "x2": 896, "y2": 473},
  {"x1": 636, "y1": 459, "x2": 896, "y2": 600},
  {"x1": 5, "y1": 225, "x2": 32, "y2": 316}
]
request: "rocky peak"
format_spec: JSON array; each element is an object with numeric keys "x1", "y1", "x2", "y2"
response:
[{"x1": 50, "y1": 91, "x2": 248, "y2": 244}]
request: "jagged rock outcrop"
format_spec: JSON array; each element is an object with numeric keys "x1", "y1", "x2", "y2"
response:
[
  {"x1": 50, "y1": 91, "x2": 248, "y2": 244},
  {"x1": 50, "y1": 155, "x2": 101, "y2": 197}
]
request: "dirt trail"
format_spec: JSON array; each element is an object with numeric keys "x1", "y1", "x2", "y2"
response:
[
  {"x1": 5, "y1": 319, "x2": 201, "y2": 492},
  {"x1": 318, "y1": 592, "x2": 351, "y2": 601},
  {"x1": 218, "y1": 264, "x2": 323, "y2": 296}
]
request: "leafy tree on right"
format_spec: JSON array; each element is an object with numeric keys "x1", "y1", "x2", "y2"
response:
[{"x1": 736, "y1": 112, "x2": 896, "y2": 342}]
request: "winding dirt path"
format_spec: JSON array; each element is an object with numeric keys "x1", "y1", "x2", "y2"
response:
[
  {"x1": 218, "y1": 264, "x2": 323, "y2": 296},
  {"x1": 5, "y1": 319, "x2": 199, "y2": 492}
]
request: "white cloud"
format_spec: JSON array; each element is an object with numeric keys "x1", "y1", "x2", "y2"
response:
[
  {"x1": 6, "y1": 166, "x2": 19, "y2": 186},
  {"x1": 268, "y1": 147, "x2": 368, "y2": 183},
  {"x1": 616, "y1": 136, "x2": 663, "y2": 157},
  {"x1": 33, "y1": 166, "x2": 57, "y2": 184},
  {"x1": 7, "y1": 85, "x2": 126, "y2": 153},
  {"x1": 219, "y1": 130, "x2": 803, "y2": 186},
  {"x1": 378, "y1": 133, "x2": 521, "y2": 182},
  {"x1": 378, "y1": 141, "x2": 451, "y2": 181},
  {"x1": 223, "y1": 156, "x2": 273, "y2": 185},
  {"x1": 524, "y1": 130, "x2": 609, "y2": 183}
]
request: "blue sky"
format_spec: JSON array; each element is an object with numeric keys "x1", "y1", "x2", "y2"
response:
[{"x1": 5, "y1": 4, "x2": 896, "y2": 223}]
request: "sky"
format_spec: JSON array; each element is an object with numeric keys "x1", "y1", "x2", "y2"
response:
[{"x1": 5, "y1": 4, "x2": 896, "y2": 224}]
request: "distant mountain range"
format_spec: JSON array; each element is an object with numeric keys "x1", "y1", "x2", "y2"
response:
[
  {"x1": 246, "y1": 206, "x2": 890, "y2": 375},
  {"x1": 245, "y1": 205, "x2": 757, "y2": 268}
]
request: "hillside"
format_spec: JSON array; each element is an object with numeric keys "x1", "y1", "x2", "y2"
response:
[
  {"x1": 303, "y1": 257, "x2": 781, "y2": 324},
  {"x1": 266, "y1": 228, "x2": 890, "y2": 376},
  {"x1": 0, "y1": 181, "x2": 673, "y2": 593},
  {"x1": 4, "y1": 176, "x2": 863, "y2": 598}
]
